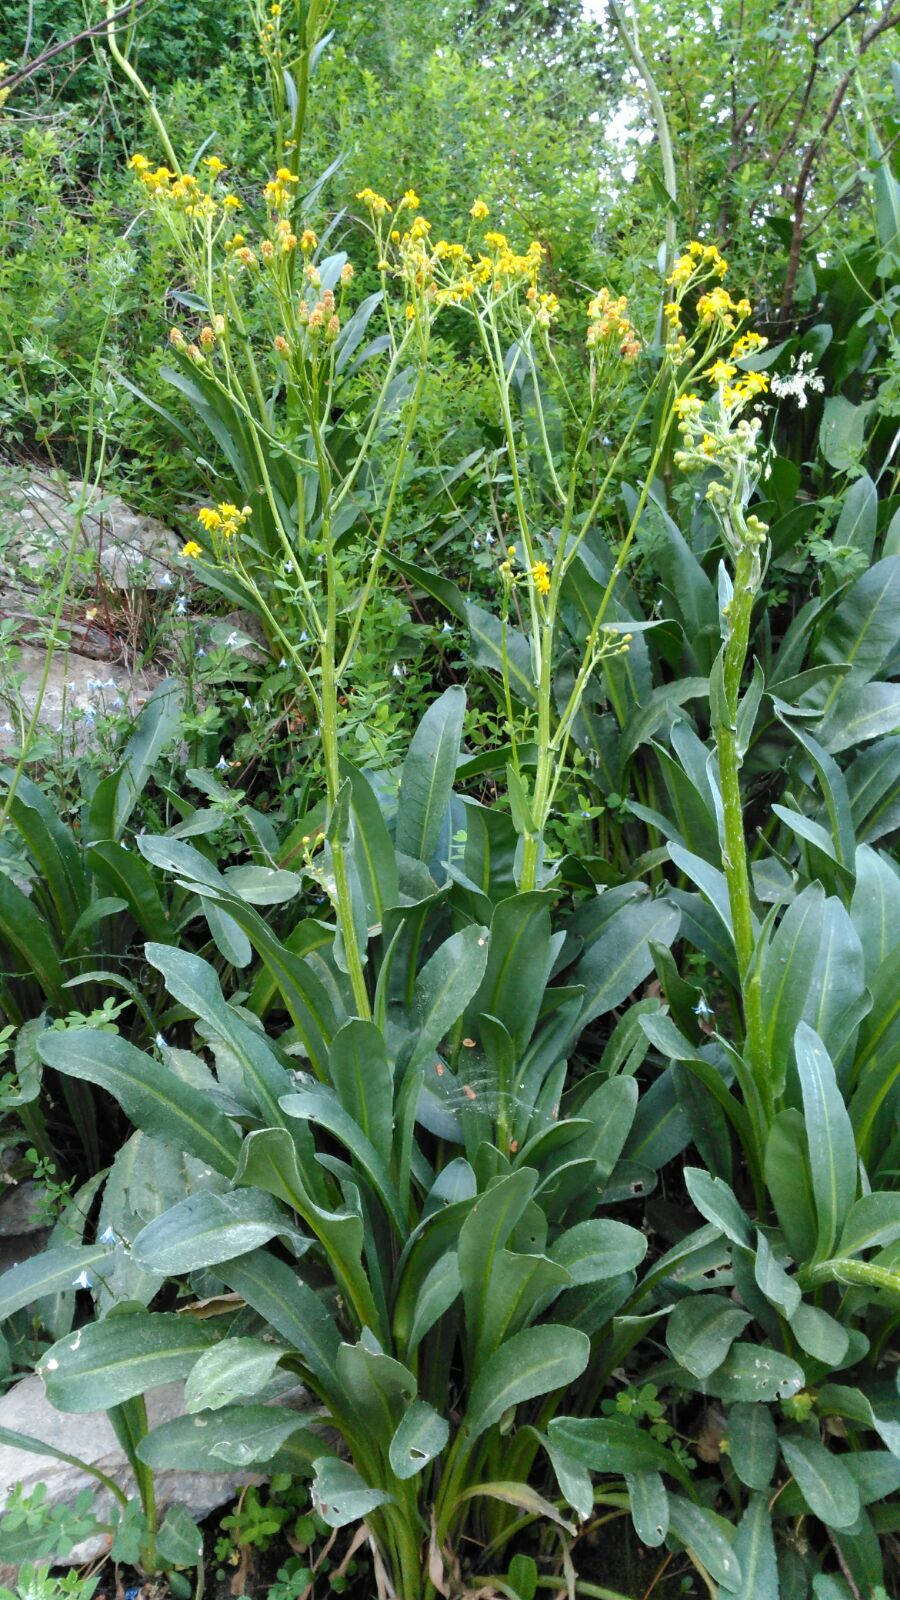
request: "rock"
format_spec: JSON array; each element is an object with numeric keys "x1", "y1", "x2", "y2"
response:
[
  {"x1": 0, "y1": 1181, "x2": 50, "y2": 1278},
  {"x1": 1, "y1": 470, "x2": 180, "y2": 590},
  {"x1": 0, "y1": 645, "x2": 161, "y2": 754},
  {"x1": 0, "y1": 1375, "x2": 284, "y2": 1566}
]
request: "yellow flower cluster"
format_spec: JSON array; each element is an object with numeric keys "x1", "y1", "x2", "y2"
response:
[
  {"x1": 129, "y1": 153, "x2": 240, "y2": 218},
  {"x1": 357, "y1": 187, "x2": 392, "y2": 217},
  {"x1": 586, "y1": 288, "x2": 640, "y2": 361},
  {"x1": 531, "y1": 560, "x2": 551, "y2": 596},
  {"x1": 196, "y1": 502, "x2": 252, "y2": 540},
  {"x1": 667, "y1": 239, "x2": 728, "y2": 288},
  {"x1": 264, "y1": 166, "x2": 299, "y2": 210}
]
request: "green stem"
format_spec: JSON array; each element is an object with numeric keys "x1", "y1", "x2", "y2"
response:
[{"x1": 714, "y1": 542, "x2": 769, "y2": 1116}]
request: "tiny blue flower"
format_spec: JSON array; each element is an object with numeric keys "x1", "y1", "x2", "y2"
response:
[
  {"x1": 473, "y1": 539, "x2": 480, "y2": 549},
  {"x1": 99, "y1": 1226, "x2": 116, "y2": 1246},
  {"x1": 299, "y1": 631, "x2": 308, "y2": 644},
  {"x1": 441, "y1": 621, "x2": 453, "y2": 634},
  {"x1": 216, "y1": 755, "x2": 229, "y2": 771},
  {"x1": 243, "y1": 696, "x2": 252, "y2": 709},
  {"x1": 225, "y1": 631, "x2": 239, "y2": 648},
  {"x1": 159, "y1": 572, "x2": 173, "y2": 587},
  {"x1": 73, "y1": 1270, "x2": 93, "y2": 1291},
  {"x1": 175, "y1": 594, "x2": 188, "y2": 616},
  {"x1": 111, "y1": 696, "x2": 124, "y2": 710},
  {"x1": 196, "y1": 647, "x2": 207, "y2": 658},
  {"x1": 485, "y1": 532, "x2": 494, "y2": 545},
  {"x1": 279, "y1": 656, "x2": 288, "y2": 668},
  {"x1": 155, "y1": 1032, "x2": 168, "y2": 1049},
  {"x1": 693, "y1": 996, "x2": 714, "y2": 1021},
  {"x1": 581, "y1": 809, "x2": 591, "y2": 818}
]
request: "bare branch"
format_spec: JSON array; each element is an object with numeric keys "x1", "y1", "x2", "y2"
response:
[{"x1": 0, "y1": 0, "x2": 148, "y2": 95}]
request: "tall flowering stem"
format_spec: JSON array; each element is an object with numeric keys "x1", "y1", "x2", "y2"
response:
[{"x1": 670, "y1": 252, "x2": 774, "y2": 1135}]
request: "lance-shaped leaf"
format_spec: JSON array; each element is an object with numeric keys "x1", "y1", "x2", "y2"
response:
[
  {"x1": 132, "y1": 1189, "x2": 302, "y2": 1274},
  {"x1": 465, "y1": 1325, "x2": 589, "y2": 1440},
  {"x1": 396, "y1": 685, "x2": 465, "y2": 864},
  {"x1": 138, "y1": 1404, "x2": 328, "y2": 1474},
  {"x1": 311, "y1": 1457, "x2": 393, "y2": 1529},
  {"x1": 731, "y1": 1494, "x2": 777, "y2": 1600},
  {"x1": 279, "y1": 1083, "x2": 404, "y2": 1233},
  {"x1": 780, "y1": 1435, "x2": 860, "y2": 1530},
  {"x1": 38, "y1": 1029, "x2": 242, "y2": 1176},
  {"x1": 626, "y1": 1471, "x2": 669, "y2": 1548},
  {"x1": 0, "y1": 1243, "x2": 116, "y2": 1322},
  {"x1": 184, "y1": 1337, "x2": 288, "y2": 1413},
  {"x1": 666, "y1": 1495, "x2": 741, "y2": 1593},
  {"x1": 220, "y1": 1248, "x2": 341, "y2": 1397},
  {"x1": 39, "y1": 1312, "x2": 217, "y2": 1412},
  {"x1": 233, "y1": 1129, "x2": 379, "y2": 1334},
  {"x1": 389, "y1": 1400, "x2": 450, "y2": 1479},
  {"x1": 571, "y1": 897, "x2": 681, "y2": 1027},
  {"x1": 666, "y1": 1294, "x2": 752, "y2": 1380},
  {"x1": 727, "y1": 1403, "x2": 777, "y2": 1491},
  {"x1": 794, "y1": 1023, "x2": 857, "y2": 1259},
  {"x1": 548, "y1": 1416, "x2": 691, "y2": 1486},
  {"x1": 409, "y1": 924, "x2": 490, "y2": 1073}
]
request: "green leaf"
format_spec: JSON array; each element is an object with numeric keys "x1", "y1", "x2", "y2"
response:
[
  {"x1": 759, "y1": 886, "x2": 826, "y2": 1097},
  {"x1": 571, "y1": 896, "x2": 681, "y2": 1026},
  {"x1": 684, "y1": 1167, "x2": 752, "y2": 1247},
  {"x1": 666, "y1": 1495, "x2": 741, "y2": 1593},
  {"x1": 471, "y1": 892, "x2": 552, "y2": 1050},
  {"x1": 0, "y1": 1243, "x2": 115, "y2": 1322},
  {"x1": 764, "y1": 1111, "x2": 818, "y2": 1264},
  {"x1": 795, "y1": 1023, "x2": 857, "y2": 1259},
  {"x1": 39, "y1": 1312, "x2": 217, "y2": 1412},
  {"x1": 780, "y1": 1435, "x2": 860, "y2": 1530},
  {"x1": 789, "y1": 1303, "x2": 850, "y2": 1365},
  {"x1": 338, "y1": 757, "x2": 399, "y2": 926},
  {"x1": 458, "y1": 1168, "x2": 538, "y2": 1358},
  {"x1": 666, "y1": 1294, "x2": 752, "y2": 1379},
  {"x1": 396, "y1": 686, "x2": 465, "y2": 864},
  {"x1": 131, "y1": 1189, "x2": 297, "y2": 1274},
  {"x1": 625, "y1": 1471, "x2": 668, "y2": 1548},
  {"x1": 310, "y1": 1457, "x2": 393, "y2": 1528},
  {"x1": 410, "y1": 924, "x2": 490, "y2": 1073},
  {"x1": 138, "y1": 1405, "x2": 325, "y2": 1474},
  {"x1": 157, "y1": 1503, "x2": 203, "y2": 1569},
  {"x1": 818, "y1": 680, "x2": 900, "y2": 756},
  {"x1": 218, "y1": 1249, "x2": 341, "y2": 1397},
  {"x1": 233, "y1": 1129, "x2": 380, "y2": 1336},
  {"x1": 112, "y1": 679, "x2": 183, "y2": 839},
  {"x1": 279, "y1": 1082, "x2": 404, "y2": 1233},
  {"x1": 705, "y1": 1344, "x2": 805, "y2": 1403},
  {"x1": 839, "y1": 1192, "x2": 900, "y2": 1257},
  {"x1": 466, "y1": 602, "x2": 536, "y2": 705},
  {"x1": 850, "y1": 846, "x2": 900, "y2": 980},
  {"x1": 547, "y1": 1417, "x2": 690, "y2": 1486},
  {"x1": 549, "y1": 1219, "x2": 647, "y2": 1283},
  {"x1": 37, "y1": 1029, "x2": 242, "y2": 1176},
  {"x1": 754, "y1": 1231, "x2": 801, "y2": 1319},
  {"x1": 732, "y1": 1494, "x2": 778, "y2": 1600},
  {"x1": 727, "y1": 1403, "x2": 777, "y2": 1490},
  {"x1": 0, "y1": 872, "x2": 65, "y2": 1006},
  {"x1": 466, "y1": 1325, "x2": 589, "y2": 1440},
  {"x1": 183, "y1": 1337, "x2": 286, "y2": 1413},
  {"x1": 389, "y1": 1400, "x2": 449, "y2": 1479},
  {"x1": 834, "y1": 474, "x2": 878, "y2": 560}
]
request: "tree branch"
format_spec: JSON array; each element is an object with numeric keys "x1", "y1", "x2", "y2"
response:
[{"x1": 0, "y1": 0, "x2": 148, "y2": 94}]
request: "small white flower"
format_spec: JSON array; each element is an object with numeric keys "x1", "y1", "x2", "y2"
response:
[
  {"x1": 155, "y1": 1031, "x2": 168, "y2": 1049},
  {"x1": 225, "y1": 631, "x2": 240, "y2": 648},
  {"x1": 99, "y1": 1226, "x2": 116, "y2": 1246},
  {"x1": 196, "y1": 646, "x2": 207, "y2": 658},
  {"x1": 159, "y1": 572, "x2": 173, "y2": 587},
  {"x1": 243, "y1": 696, "x2": 252, "y2": 709},
  {"x1": 73, "y1": 1270, "x2": 93, "y2": 1291},
  {"x1": 441, "y1": 621, "x2": 453, "y2": 635},
  {"x1": 392, "y1": 662, "x2": 407, "y2": 679},
  {"x1": 279, "y1": 656, "x2": 288, "y2": 668},
  {"x1": 216, "y1": 755, "x2": 229, "y2": 771}
]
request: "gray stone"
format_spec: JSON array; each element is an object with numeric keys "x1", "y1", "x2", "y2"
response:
[
  {"x1": 1, "y1": 472, "x2": 180, "y2": 590},
  {"x1": 0, "y1": 645, "x2": 161, "y2": 754},
  {"x1": 0, "y1": 1375, "x2": 285, "y2": 1565}
]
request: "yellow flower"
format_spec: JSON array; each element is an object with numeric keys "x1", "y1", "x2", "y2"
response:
[
  {"x1": 531, "y1": 560, "x2": 551, "y2": 595},
  {"x1": 356, "y1": 187, "x2": 392, "y2": 217},
  {"x1": 128, "y1": 153, "x2": 151, "y2": 172},
  {"x1": 203, "y1": 155, "x2": 227, "y2": 176},
  {"x1": 276, "y1": 167, "x2": 298, "y2": 184},
  {"x1": 674, "y1": 393, "x2": 702, "y2": 418},
  {"x1": 300, "y1": 228, "x2": 318, "y2": 252},
  {"x1": 181, "y1": 540, "x2": 203, "y2": 558},
  {"x1": 197, "y1": 507, "x2": 222, "y2": 532},
  {"x1": 402, "y1": 188, "x2": 421, "y2": 210},
  {"x1": 704, "y1": 359, "x2": 737, "y2": 387},
  {"x1": 470, "y1": 198, "x2": 489, "y2": 221},
  {"x1": 223, "y1": 194, "x2": 242, "y2": 210}
]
